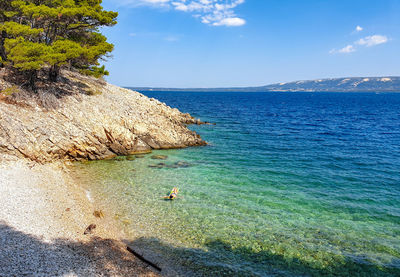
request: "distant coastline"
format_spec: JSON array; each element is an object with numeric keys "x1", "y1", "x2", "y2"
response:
[{"x1": 127, "y1": 76, "x2": 400, "y2": 93}]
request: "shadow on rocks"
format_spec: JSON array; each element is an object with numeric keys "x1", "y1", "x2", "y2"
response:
[
  {"x1": 125, "y1": 237, "x2": 400, "y2": 277},
  {"x1": 0, "y1": 221, "x2": 157, "y2": 276},
  {"x1": 2, "y1": 68, "x2": 105, "y2": 110},
  {"x1": 2, "y1": 220, "x2": 397, "y2": 277}
]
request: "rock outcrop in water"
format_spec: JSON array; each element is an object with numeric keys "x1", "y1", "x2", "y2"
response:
[{"x1": 0, "y1": 70, "x2": 206, "y2": 162}]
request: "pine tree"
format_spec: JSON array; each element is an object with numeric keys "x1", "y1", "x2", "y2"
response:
[{"x1": 0, "y1": 0, "x2": 117, "y2": 89}]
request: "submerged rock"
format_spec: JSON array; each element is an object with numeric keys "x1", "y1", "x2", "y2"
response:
[
  {"x1": 165, "y1": 164, "x2": 180, "y2": 169},
  {"x1": 151, "y1": 155, "x2": 168, "y2": 160},
  {"x1": 175, "y1": 161, "x2": 191, "y2": 168},
  {"x1": 148, "y1": 161, "x2": 192, "y2": 169},
  {"x1": 112, "y1": 156, "x2": 126, "y2": 161},
  {"x1": 148, "y1": 162, "x2": 166, "y2": 169},
  {"x1": 126, "y1": 155, "x2": 136, "y2": 161}
]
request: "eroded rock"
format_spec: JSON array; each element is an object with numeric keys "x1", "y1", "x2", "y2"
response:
[
  {"x1": 150, "y1": 155, "x2": 168, "y2": 160},
  {"x1": 84, "y1": 224, "x2": 96, "y2": 235},
  {"x1": 0, "y1": 70, "x2": 206, "y2": 162},
  {"x1": 126, "y1": 155, "x2": 136, "y2": 161}
]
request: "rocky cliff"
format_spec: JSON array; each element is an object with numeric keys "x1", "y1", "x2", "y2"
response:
[{"x1": 0, "y1": 70, "x2": 205, "y2": 163}]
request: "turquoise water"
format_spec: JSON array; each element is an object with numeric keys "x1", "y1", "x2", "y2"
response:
[{"x1": 71, "y1": 92, "x2": 400, "y2": 276}]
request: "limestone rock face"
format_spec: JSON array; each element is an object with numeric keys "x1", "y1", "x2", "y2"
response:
[{"x1": 0, "y1": 71, "x2": 206, "y2": 162}]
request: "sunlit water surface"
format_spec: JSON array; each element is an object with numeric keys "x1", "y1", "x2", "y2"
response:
[{"x1": 70, "y1": 91, "x2": 400, "y2": 276}]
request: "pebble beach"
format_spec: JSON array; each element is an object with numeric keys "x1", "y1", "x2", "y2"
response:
[{"x1": 0, "y1": 158, "x2": 159, "y2": 276}]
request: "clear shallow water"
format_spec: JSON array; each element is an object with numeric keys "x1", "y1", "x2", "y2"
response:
[{"x1": 71, "y1": 92, "x2": 400, "y2": 276}]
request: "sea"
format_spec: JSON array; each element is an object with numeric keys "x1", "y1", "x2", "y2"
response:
[{"x1": 70, "y1": 91, "x2": 400, "y2": 276}]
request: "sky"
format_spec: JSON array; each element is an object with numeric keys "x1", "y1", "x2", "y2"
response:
[{"x1": 101, "y1": 0, "x2": 400, "y2": 88}]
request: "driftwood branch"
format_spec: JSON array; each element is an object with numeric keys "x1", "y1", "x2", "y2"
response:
[{"x1": 126, "y1": 246, "x2": 162, "y2": 272}]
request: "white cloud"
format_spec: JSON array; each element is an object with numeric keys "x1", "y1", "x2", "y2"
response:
[
  {"x1": 338, "y1": 45, "x2": 356, "y2": 53},
  {"x1": 213, "y1": 17, "x2": 246, "y2": 26},
  {"x1": 113, "y1": 0, "x2": 170, "y2": 7},
  {"x1": 114, "y1": 0, "x2": 246, "y2": 27},
  {"x1": 355, "y1": 25, "x2": 363, "y2": 32},
  {"x1": 143, "y1": 0, "x2": 169, "y2": 3},
  {"x1": 172, "y1": 0, "x2": 246, "y2": 27},
  {"x1": 330, "y1": 34, "x2": 389, "y2": 54},
  {"x1": 330, "y1": 45, "x2": 356, "y2": 54},
  {"x1": 355, "y1": 35, "x2": 388, "y2": 47}
]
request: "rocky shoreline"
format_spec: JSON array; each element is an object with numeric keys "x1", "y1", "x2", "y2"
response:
[
  {"x1": 0, "y1": 70, "x2": 206, "y2": 163},
  {"x1": 0, "y1": 70, "x2": 206, "y2": 276}
]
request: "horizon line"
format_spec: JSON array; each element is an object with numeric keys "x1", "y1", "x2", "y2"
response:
[{"x1": 122, "y1": 75, "x2": 400, "y2": 90}]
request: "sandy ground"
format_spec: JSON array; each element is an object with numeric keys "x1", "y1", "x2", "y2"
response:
[{"x1": 0, "y1": 158, "x2": 159, "y2": 276}]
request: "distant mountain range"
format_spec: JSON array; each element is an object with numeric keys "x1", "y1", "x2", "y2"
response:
[{"x1": 128, "y1": 77, "x2": 400, "y2": 93}]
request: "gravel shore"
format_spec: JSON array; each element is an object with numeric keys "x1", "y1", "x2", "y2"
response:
[
  {"x1": 0, "y1": 158, "x2": 159, "y2": 276},
  {"x1": 0, "y1": 70, "x2": 200, "y2": 276}
]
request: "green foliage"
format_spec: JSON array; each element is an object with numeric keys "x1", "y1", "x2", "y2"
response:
[
  {"x1": 0, "y1": 22, "x2": 43, "y2": 39},
  {"x1": 0, "y1": 85, "x2": 19, "y2": 96},
  {"x1": 0, "y1": 0, "x2": 15, "y2": 21},
  {"x1": 79, "y1": 64, "x2": 109, "y2": 78},
  {"x1": 4, "y1": 37, "x2": 50, "y2": 70},
  {"x1": 48, "y1": 40, "x2": 85, "y2": 66},
  {"x1": 0, "y1": 0, "x2": 118, "y2": 88},
  {"x1": 84, "y1": 88, "x2": 103, "y2": 96}
]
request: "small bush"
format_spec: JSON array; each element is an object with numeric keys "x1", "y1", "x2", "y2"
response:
[
  {"x1": 0, "y1": 85, "x2": 19, "y2": 96},
  {"x1": 85, "y1": 88, "x2": 103, "y2": 96}
]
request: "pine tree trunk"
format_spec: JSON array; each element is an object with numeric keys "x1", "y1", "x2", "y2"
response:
[
  {"x1": 0, "y1": 44, "x2": 6, "y2": 65},
  {"x1": 28, "y1": 70, "x2": 37, "y2": 92},
  {"x1": 49, "y1": 65, "x2": 59, "y2": 82},
  {"x1": 0, "y1": 31, "x2": 7, "y2": 67}
]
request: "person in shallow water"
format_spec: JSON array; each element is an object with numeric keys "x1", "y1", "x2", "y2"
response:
[{"x1": 162, "y1": 187, "x2": 179, "y2": 200}]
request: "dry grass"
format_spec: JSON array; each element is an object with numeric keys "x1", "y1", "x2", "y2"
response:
[{"x1": 0, "y1": 67, "x2": 106, "y2": 110}]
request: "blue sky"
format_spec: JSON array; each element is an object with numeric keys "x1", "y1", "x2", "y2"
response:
[{"x1": 101, "y1": 0, "x2": 400, "y2": 87}]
